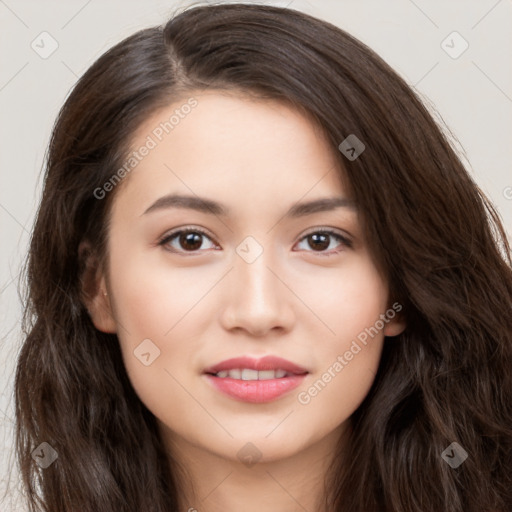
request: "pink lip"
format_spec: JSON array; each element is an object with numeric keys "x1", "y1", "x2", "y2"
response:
[
  {"x1": 204, "y1": 374, "x2": 307, "y2": 403},
  {"x1": 202, "y1": 356, "x2": 309, "y2": 403},
  {"x1": 203, "y1": 355, "x2": 308, "y2": 375}
]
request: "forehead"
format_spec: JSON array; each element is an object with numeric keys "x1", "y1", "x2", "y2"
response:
[{"x1": 112, "y1": 90, "x2": 349, "y2": 216}]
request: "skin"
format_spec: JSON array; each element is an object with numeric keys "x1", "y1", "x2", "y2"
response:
[{"x1": 85, "y1": 90, "x2": 406, "y2": 512}]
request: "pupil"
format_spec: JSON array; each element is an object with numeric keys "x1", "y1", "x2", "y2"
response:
[
  {"x1": 309, "y1": 233, "x2": 329, "y2": 251},
  {"x1": 180, "y1": 232, "x2": 203, "y2": 250}
]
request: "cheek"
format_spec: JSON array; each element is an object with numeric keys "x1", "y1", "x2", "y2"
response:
[
  {"x1": 108, "y1": 248, "x2": 218, "y2": 337},
  {"x1": 106, "y1": 250, "x2": 218, "y2": 409},
  {"x1": 292, "y1": 254, "x2": 388, "y2": 342},
  {"x1": 292, "y1": 257, "x2": 387, "y2": 420},
  {"x1": 297, "y1": 341, "x2": 383, "y2": 436}
]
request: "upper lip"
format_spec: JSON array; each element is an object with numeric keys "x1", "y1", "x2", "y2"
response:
[{"x1": 203, "y1": 356, "x2": 309, "y2": 375}]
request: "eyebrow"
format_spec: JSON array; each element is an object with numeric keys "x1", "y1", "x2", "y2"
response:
[{"x1": 141, "y1": 194, "x2": 357, "y2": 218}]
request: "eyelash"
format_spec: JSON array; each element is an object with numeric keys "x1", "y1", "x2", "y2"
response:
[{"x1": 157, "y1": 226, "x2": 352, "y2": 256}]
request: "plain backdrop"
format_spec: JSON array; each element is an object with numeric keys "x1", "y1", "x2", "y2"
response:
[{"x1": 1, "y1": 0, "x2": 511, "y2": 509}]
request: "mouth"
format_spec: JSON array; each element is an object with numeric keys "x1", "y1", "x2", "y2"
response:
[
  {"x1": 206, "y1": 368, "x2": 305, "y2": 380},
  {"x1": 202, "y1": 355, "x2": 309, "y2": 403}
]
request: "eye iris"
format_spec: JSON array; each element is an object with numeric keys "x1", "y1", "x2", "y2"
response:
[
  {"x1": 180, "y1": 232, "x2": 203, "y2": 251},
  {"x1": 308, "y1": 233, "x2": 329, "y2": 251}
]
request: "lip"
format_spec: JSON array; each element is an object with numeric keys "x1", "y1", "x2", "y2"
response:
[
  {"x1": 203, "y1": 355, "x2": 309, "y2": 375},
  {"x1": 202, "y1": 355, "x2": 309, "y2": 404},
  {"x1": 204, "y1": 374, "x2": 307, "y2": 403}
]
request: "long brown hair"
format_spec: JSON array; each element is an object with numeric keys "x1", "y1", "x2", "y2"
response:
[{"x1": 15, "y1": 3, "x2": 512, "y2": 511}]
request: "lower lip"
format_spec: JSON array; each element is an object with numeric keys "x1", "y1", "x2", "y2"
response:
[{"x1": 204, "y1": 374, "x2": 307, "y2": 403}]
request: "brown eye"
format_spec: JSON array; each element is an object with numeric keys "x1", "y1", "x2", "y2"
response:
[
  {"x1": 307, "y1": 233, "x2": 330, "y2": 251},
  {"x1": 179, "y1": 232, "x2": 204, "y2": 251},
  {"x1": 159, "y1": 228, "x2": 217, "y2": 253},
  {"x1": 295, "y1": 229, "x2": 351, "y2": 255}
]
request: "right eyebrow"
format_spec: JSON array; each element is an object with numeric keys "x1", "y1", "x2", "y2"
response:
[{"x1": 142, "y1": 194, "x2": 227, "y2": 216}]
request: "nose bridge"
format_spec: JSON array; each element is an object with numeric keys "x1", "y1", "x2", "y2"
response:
[
  {"x1": 234, "y1": 240, "x2": 281, "y2": 306},
  {"x1": 220, "y1": 236, "x2": 294, "y2": 334}
]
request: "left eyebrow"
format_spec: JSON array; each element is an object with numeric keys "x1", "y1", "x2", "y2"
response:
[
  {"x1": 287, "y1": 196, "x2": 357, "y2": 217},
  {"x1": 141, "y1": 193, "x2": 357, "y2": 217}
]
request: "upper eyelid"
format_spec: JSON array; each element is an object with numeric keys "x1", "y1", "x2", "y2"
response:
[
  {"x1": 299, "y1": 226, "x2": 351, "y2": 239},
  {"x1": 159, "y1": 225, "x2": 217, "y2": 244}
]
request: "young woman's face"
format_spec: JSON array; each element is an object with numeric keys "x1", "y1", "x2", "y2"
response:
[{"x1": 90, "y1": 91, "x2": 405, "y2": 463}]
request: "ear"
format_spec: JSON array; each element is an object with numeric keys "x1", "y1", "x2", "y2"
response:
[
  {"x1": 79, "y1": 240, "x2": 117, "y2": 333},
  {"x1": 383, "y1": 304, "x2": 406, "y2": 337}
]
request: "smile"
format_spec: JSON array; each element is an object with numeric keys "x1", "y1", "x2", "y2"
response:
[
  {"x1": 213, "y1": 368, "x2": 292, "y2": 380},
  {"x1": 202, "y1": 355, "x2": 309, "y2": 403}
]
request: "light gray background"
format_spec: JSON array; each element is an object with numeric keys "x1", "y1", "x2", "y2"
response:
[{"x1": 1, "y1": 0, "x2": 511, "y2": 509}]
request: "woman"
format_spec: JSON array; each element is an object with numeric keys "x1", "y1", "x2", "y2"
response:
[{"x1": 15, "y1": 3, "x2": 512, "y2": 511}]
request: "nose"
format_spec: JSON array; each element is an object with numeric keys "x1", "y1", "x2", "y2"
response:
[{"x1": 219, "y1": 248, "x2": 295, "y2": 337}]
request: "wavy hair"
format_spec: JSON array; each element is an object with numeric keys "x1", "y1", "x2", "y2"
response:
[{"x1": 15, "y1": 3, "x2": 512, "y2": 511}]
